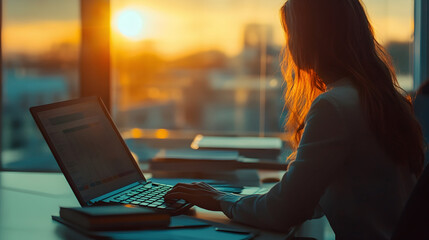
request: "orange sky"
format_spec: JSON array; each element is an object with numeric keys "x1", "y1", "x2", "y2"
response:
[
  {"x1": 2, "y1": 21, "x2": 80, "y2": 56},
  {"x1": 2, "y1": 0, "x2": 414, "y2": 59}
]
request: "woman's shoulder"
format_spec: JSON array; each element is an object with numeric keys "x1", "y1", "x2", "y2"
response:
[
  {"x1": 308, "y1": 79, "x2": 362, "y2": 130},
  {"x1": 315, "y1": 78, "x2": 360, "y2": 111}
]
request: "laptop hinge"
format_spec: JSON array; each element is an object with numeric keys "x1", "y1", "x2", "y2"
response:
[{"x1": 88, "y1": 181, "x2": 145, "y2": 205}]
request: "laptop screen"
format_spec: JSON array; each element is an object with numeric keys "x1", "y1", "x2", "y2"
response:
[{"x1": 33, "y1": 98, "x2": 142, "y2": 203}]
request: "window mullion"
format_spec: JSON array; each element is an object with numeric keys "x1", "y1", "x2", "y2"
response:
[
  {"x1": 0, "y1": 0, "x2": 3, "y2": 170},
  {"x1": 80, "y1": 0, "x2": 111, "y2": 110},
  {"x1": 414, "y1": 0, "x2": 429, "y2": 90}
]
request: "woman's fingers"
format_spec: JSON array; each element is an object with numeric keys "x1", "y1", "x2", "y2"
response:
[
  {"x1": 165, "y1": 183, "x2": 207, "y2": 198},
  {"x1": 167, "y1": 185, "x2": 212, "y2": 197},
  {"x1": 170, "y1": 182, "x2": 212, "y2": 193},
  {"x1": 165, "y1": 185, "x2": 195, "y2": 197},
  {"x1": 198, "y1": 182, "x2": 218, "y2": 191},
  {"x1": 188, "y1": 182, "x2": 218, "y2": 192},
  {"x1": 172, "y1": 183, "x2": 209, "y2": 191},
  {"x1": 164, "y1": 182, "x2": 225, "y2": 211},
  {"x1": 164, "y1": 192, "x2": 194, "y2": 201}
]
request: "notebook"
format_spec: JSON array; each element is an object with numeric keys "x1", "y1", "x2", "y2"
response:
[
  {"x1": 30, "y1": 96, "x2": 192, "y2": 215},
  {"x1": 191, "y1": 135, "x2": 282, "y2": 159}
]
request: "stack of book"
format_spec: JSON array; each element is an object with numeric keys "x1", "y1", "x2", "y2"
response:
[
  {"x1": 149, "y1": 149, "x2": 287, "y2": 172},
  {"x1": 57, "y1": 205, "x2": 170, "y2": 231},
  {"x1": 191, "y1": 135, "x2": 283, "y2": 160}
]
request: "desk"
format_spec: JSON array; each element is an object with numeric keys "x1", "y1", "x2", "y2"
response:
[{"x1": 0, "y1": 171, "x2": 290, "y2": 240}]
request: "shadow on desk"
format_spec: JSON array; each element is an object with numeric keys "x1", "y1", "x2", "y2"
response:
[
  {"x1": 54, "y1": 215, "x2": 258, "y2": 240},
  {"x1": 55, "y1": 224, "x2": 93, "y2": 240}
]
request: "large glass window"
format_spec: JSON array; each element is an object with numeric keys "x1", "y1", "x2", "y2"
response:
[
  {"x1": 1, "y1": 0, "x2": 80, "y2": 170},
  {"x1": 111, "y1": 0, "x2": 286, "y2": 139},
  {"x1": 111, "y1": 0, "x2": 415, "y2": 139},
  {"x1": 364, "y1": 0, "x2": 414, "y2": 91}
]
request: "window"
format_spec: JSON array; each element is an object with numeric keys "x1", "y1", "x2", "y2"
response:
[
  {"x1": 111, "y1": 0, "x2": 415, "y2": 136},
  {"x1": 1, "y1": 0, "x2": 80, "y2": 170},
  {"x1": 363, "y1": 0, "x2": 414, "y2": 91},
  {"x1": 111, "y1": 0, "x2": 287, "y2": 139}
]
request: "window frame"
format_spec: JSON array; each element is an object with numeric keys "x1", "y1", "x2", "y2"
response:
[
  {"x1": 0, "y1": 0, "x2": 111, "y2": 171},
  {"x1": 0, "y1": 0, "x2": 3, "y2": 170},
  {"x1": 80, "y1": 0, "x2": 111, "y2": 109},
  {"x1": 414, "y1": 0, "x2": 429, "y2": 89}
]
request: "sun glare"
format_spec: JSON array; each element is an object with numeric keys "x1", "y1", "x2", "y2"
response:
[{"x1": 114, "y1": 9, "x2": 144, "y2": 40}]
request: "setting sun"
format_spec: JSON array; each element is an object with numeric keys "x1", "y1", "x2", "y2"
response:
[{"x1": 114, "y1": 9, "x2": 144, "y2": 40}]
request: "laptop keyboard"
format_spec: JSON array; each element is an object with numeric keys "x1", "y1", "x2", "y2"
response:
[{"x1": 104, "y1": 182, "x2": 186, "y2": 211}]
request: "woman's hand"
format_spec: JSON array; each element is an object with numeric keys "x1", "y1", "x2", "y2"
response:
[{"x1": 164, "y1": 182, "x2": 227, "y2": 211}]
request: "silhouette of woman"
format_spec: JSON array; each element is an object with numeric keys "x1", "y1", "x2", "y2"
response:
[{"x1": 165, "y1": 0, "x2": 424, "y2": 239}]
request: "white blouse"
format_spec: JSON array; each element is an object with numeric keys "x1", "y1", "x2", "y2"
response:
[{"x1": 219, "y1": 78, "x2": 417, "y2": 240}]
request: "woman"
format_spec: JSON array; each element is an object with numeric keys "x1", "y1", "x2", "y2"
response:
[{"x1": 165, "y1": 0, "x2": 425, "y2": 239}]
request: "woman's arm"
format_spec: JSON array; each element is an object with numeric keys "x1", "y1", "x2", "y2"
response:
[{"x1": 165, "y1": 96, "x2": 351, "y2": 232}]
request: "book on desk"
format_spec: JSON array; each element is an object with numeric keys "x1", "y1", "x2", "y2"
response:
[
  {"x1": 58, "y1": 205, "x2": 171, "y2": 231},
  {"x1": 54, "y1": 205, "x2": 258, "y2": 240},
  {"x1": 149, "y1": 149, "x2": 288, "y2": 172},
  {"x1": 190, "y1": 135, "x2": 283, "y2": 160}
]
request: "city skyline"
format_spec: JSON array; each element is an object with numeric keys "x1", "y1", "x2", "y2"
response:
[{"x1": 2, "y1": 0, "x2": 414, "y2": 60}]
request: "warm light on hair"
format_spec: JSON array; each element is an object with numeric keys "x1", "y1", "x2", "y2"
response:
[
  {"x1": 280, "y1": 0, "x2": 424, "y2": 175},
  {"x1": 281, "y1": 49, "x2": 325, "y2": 154}
]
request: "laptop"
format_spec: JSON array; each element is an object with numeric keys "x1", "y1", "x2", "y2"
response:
[{"x1": 30, "y1": 96, "x2": 192, "y2": 215}]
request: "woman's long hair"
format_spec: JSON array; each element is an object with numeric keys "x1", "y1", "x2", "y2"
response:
[{"x1": 281, "y1": 0, "x2": 424, "y2": 176}]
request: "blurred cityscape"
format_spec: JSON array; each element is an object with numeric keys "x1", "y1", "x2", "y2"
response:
[
  {"x1": 114, "y1": 24, "x2": 284, "y2": 133},
  {"x1": 2, "y1": 43, "x2": 79, "y2": 170}
]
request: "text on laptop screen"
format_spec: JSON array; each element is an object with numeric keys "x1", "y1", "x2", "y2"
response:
[{"x1": 37, "y1": 99, "x2": 142, "y2": 202}]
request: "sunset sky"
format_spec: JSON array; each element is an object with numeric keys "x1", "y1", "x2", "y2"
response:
[{"x1": 2, "y1": 0, "x2": 414, "y2": 59}]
